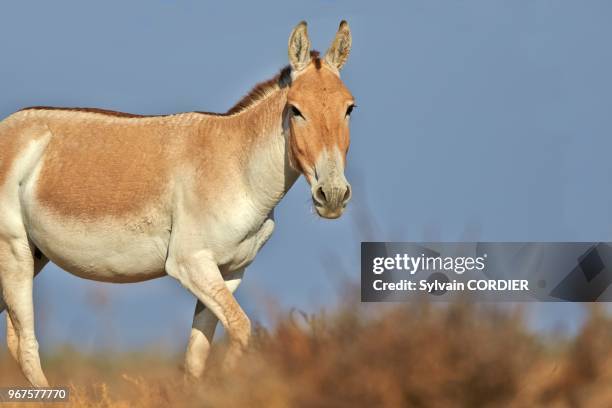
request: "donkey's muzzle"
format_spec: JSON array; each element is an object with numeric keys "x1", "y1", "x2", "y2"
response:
[{"x1": 312, "y1": 180, "x2": 352, "y2": 219}]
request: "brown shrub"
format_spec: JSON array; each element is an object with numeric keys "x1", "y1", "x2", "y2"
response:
[{"x1": 2, "y1": 301, "x2": 612, "y2": 407}]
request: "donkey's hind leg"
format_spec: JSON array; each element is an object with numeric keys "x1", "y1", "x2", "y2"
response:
[
  {"x1": 0, "y1": 238, "x2": 48, "y2": 387},
  {"x1": 0, "y1": 258, "x2": 18, "y2": 362},
  {"x1": 5, "y1": 250, "x2": 48, "y2": 364},
  {"x1": 6, "y1": 314, "x2": 19, "y2": 362}
]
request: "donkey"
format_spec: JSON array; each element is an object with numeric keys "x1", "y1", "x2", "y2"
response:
[{"x1": 0, "y1": 21, "x2": 354, "y2": 386}]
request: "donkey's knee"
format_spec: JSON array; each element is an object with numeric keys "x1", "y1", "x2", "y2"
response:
[{"x1": 228, "y1": 313, "x2": 251, "y2": 349}]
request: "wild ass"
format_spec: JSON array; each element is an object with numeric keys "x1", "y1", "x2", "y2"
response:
[{"x1": 0, "y1": 21, "x2": 354, "y2": 386}]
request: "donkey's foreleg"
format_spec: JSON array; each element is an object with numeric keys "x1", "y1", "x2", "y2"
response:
[
  {"x1": 0, "y1": 239, "x2": 48, "y2": 387},
  {"x1": 184, "y1": 268, "x2": 244, "y2": 380},
  {"x1": 166, "y1": 252, "x2": 251, "y2": 373}
]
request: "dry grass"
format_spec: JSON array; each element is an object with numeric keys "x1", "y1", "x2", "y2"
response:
[{"x1": 2, "y1": 301, "x2": 612, "y2": 407}]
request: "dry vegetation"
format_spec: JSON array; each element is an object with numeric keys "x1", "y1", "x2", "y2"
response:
[{"x1": 2, "y1": 300, "x2": 612, "y2": 407}]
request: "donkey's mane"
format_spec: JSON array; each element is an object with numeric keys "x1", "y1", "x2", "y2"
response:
[
  {"x1": 20, "y1": 51, "x2": 322, "y2": 119},
  {"x1": 223, "y1": 66, "x2": 292, "y2": 116},
  {"x1": 223, "y1": 51, "x2": 321, "y2": 115}
]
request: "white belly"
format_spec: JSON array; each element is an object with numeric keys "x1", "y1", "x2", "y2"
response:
[{"x1": 22, "y1": 201, "x2": 171, "y2": 283}]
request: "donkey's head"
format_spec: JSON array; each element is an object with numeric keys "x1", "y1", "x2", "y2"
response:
[{"x1": 286, "y1": 21, "x2": 355, "y2": 219}]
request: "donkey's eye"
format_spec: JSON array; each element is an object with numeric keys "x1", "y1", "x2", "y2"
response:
[
  {"x1": 291, "y1": 105, "x2": 304, "y2": 119},
  {"x1": 346, "y1": 104, "x2": 356, "y2": 117}
]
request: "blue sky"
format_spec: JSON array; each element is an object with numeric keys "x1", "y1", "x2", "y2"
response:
[{"x1": 1, "y1": 0, "x2": 611, "y2": 351}]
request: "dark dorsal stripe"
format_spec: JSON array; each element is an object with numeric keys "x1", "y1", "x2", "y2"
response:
[{"x1": 20, "y1": 106, "x2": 159, "y2": 118}]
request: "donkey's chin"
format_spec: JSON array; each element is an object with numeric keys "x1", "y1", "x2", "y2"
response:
[{"x1": 314, "y1": 203, "x2": 346, "y2": 219}]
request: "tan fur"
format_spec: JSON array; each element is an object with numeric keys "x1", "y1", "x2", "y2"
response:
[
  {"x1": 0, "y1": 116, "x2": 49, "y2": 189},
  {"x1": 288, "y1": 64, "x2": 354, "y2": 180},
  {"x1": 33, "y1": 112, "x2": 177, "y2": 218}
]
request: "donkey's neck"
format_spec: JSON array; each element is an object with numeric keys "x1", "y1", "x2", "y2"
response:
[{"x1": 236, "y1": 87, "x2": 299, "y2": 217}]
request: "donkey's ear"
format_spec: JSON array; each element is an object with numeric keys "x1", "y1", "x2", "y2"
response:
[
  {"x1": 324, "y1": 20, "x2": 352, "y2": 71},
  {"x1": 288, "y1": 21, "x2": 312, "y2": 72}
]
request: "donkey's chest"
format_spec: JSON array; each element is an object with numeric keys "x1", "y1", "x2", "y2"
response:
[{"x1": 216, "y1": 218, "x2": 276, "y2": 273}]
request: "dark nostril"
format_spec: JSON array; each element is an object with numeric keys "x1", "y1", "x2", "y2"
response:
[
  {"x1": 316, "y1": 186, "x2": 327, "y2": 204},
  {"x1": 343, "y1": 185, "x2": 352, "y2": 203}
]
